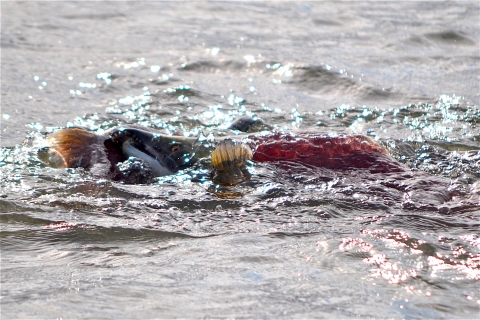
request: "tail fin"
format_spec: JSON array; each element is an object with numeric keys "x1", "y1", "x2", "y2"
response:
[{"x1": 39, "y1": 128, "x2": 99, "y2": 169}]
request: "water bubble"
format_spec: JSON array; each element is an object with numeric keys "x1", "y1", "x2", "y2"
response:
[
  {"x1": 150, "y1": 65, "x2": 161, "y2": 73},
  {"x1": 244, "y1": 55, "x2": 256, "y2": 63}
]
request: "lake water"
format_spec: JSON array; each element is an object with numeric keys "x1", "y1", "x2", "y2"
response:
[{"x1": 1, "y1": 2, "x2": 479, "y2": 318}]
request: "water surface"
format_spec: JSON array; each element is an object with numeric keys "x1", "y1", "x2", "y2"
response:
[{"x1": 1, "y1": 2, "x2": 479, "y2": 318}]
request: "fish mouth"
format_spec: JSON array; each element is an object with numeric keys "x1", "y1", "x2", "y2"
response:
[{"x1": 110, "y1": 128, "x2": 200, "y2": 176}]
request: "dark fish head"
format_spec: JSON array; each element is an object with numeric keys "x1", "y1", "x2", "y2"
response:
[{"x1": 110, "y1": 128, "x2": 202, "y2": 176}]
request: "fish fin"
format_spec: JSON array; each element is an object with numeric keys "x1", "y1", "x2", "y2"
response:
[
  {"x1": 40, "y1": 128, "x2": 100, "y2": 168},
  {"x1": 211, "y1": 139, "x2": 252, "y2": 186}
]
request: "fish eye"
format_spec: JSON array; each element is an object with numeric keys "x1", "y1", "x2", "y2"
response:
[{"x1": 170, "y1": 144, "x2": 181, "y2": 152}]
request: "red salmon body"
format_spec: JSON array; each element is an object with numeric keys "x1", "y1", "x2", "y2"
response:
[{"x1": 244, "y1": 132, "x2": 404, "y2": 173}]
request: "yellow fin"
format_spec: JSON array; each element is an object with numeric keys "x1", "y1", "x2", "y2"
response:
[
  {"x1": 211, "y1": 139, "x2": 252, "y2": 186},
  {"x1": 211, "y1": 139, "x2": 252, "y2": 171}
]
